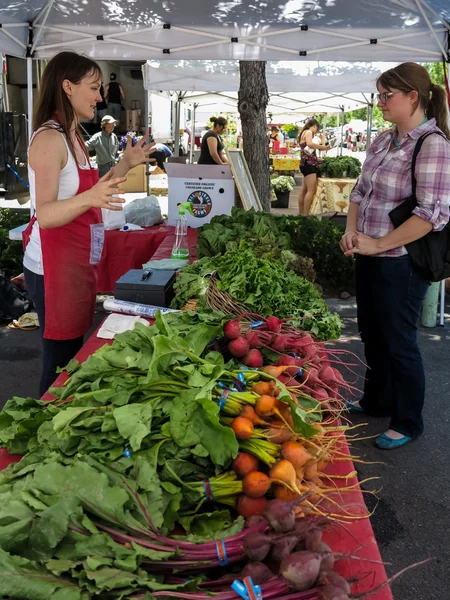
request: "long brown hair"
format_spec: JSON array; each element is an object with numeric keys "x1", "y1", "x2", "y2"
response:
[
  {"x1": 377, "y1": 62, "x2": 450, "y2": 139},
  {"x1": 297, "y1": 118, "x2": 320, "y2": 144},
  {"x1": 210, "y1": 116, "x2": 228, "y2": 129},
  {"x1": 33, "y1": 51, "x2": 102, "y2": 164}
]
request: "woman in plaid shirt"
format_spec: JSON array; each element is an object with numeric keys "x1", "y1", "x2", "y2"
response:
[{"x1": 340, "y1": 63, "x2": 450, "y2": 449}]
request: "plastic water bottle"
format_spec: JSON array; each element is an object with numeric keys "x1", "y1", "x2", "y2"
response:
[{"x1": 171, "y1": 204, "x2": 190, "y2": 259}]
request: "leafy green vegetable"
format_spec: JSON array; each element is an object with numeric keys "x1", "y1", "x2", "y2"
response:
[
  {"x1": 169, "y1": 391, "x2": 239, "y2": 467},
  {"x1": 172, "y1": 248, "x2": 341, "y2": 340}
]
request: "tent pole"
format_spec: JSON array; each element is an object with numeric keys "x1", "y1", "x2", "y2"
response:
[
  {"x1": 173, "y1": 96, "x2": 181, "y2": 157},
  {"x1": 366, "y1": 93, "x2": 374, "y2": 150},
  {"x1": 340, "y1": 108, "x2": 344, "y2": 157},
  {"x1": 145, "y1": 90, "x2": 150, "y2": 195},
  {"x1": 27, "y1": 56, "x2": 33, "y2": 142},
  {"x1": 189, "y1": 103, "x2": 197, "y2": 164},
  {"x1": 1, "y1": 56, "x2": 10, "y2": 112}
]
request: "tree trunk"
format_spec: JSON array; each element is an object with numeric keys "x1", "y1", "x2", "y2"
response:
[{"x1": 238, "y1": 61, "x2": 271, "y2": 212}]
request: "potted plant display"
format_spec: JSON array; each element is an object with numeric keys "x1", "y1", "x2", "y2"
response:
[{"x1": 271, "y1": 175, "x2": 295, "y2": 208}]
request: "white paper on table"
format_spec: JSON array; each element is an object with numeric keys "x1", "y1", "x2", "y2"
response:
[{"x1": 97, "y1": 313, "x2": 150, "y2": 339}]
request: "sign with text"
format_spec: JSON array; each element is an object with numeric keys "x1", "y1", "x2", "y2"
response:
[{"x1": 166, "y1": 164, "x2": 235, "y2": 227}]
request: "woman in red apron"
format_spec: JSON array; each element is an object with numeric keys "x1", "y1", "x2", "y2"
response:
[{"x1": 23, "y1": 51, "x2": 154, "y2": 397}]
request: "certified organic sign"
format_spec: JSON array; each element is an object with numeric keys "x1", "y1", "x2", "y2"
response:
[{"x1": 188, "y1": 190, "x2": 212, "y2": 218}]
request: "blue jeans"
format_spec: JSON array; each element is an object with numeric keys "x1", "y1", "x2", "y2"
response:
[
  {"x1": 355, "y1": 255, "x2": 430, "y2": 437},
  {"x1": 99, "y1": 162, "x2": 115, "y2": 178},
  {"x1": 24, "y1": 267, "x2": 84, "y2": 397}
]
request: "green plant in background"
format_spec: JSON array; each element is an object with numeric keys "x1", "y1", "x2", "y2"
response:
[
  {"x1": 316, "y1": 156, "x2": 361, "y2": 179},
  {"x1": 281, "y1": 123, "x2": 301, "y2": 139},
  {"x1": 0, "y1": 209, "x2": 29, "y2": 277},
  {"x1": 287, "y1": 216, "x2": 355, "y2": 294},
  {"x1": 271, "y1": 175, "x2": 295, "y2": 193}
]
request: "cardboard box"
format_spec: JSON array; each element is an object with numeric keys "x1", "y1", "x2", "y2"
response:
[{"x1": 120, "y1": 164, "x2": 146, "y2": 193}]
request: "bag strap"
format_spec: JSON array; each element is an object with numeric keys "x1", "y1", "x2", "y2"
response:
[{"x1": 411, "y1": 131, "x2": 448, "y2": 197}]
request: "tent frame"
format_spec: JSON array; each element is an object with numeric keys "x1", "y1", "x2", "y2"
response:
[{"x1": 1, "y1": 0, "x2": 449, "y2": 62}]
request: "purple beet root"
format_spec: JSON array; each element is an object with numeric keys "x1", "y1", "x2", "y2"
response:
[
  {"x1": 241, "y1": 562, "x2": 274, "y2": 585},
  {"x1": 264, "y1": 499, "x2": 296, "y2": 533},
  {"x1": 280, "y1": 550, "x2": 322, "y2": 591},
  {"x1": 243, "y1": 532, "x2": 272, "y2": 562},
  {"x1": 270, "y1": 533, "x2": 299, "y2": 563}
]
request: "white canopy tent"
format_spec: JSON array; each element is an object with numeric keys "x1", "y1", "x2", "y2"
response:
[
  {"x1": 0, "y1": 0, "x2": 448, "y2": 143},
  {"x1": 0, "y1": 0, "x2": 448, "y2": 62},
  {"x1": 143, "y1": 60, "x2": 399, "y2": 94}
]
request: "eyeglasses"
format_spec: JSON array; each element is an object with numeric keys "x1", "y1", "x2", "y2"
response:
[{"x1": 376, "y1": 91, "x2": 401, "y2": 105}]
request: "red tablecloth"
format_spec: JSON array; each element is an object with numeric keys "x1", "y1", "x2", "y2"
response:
[
  {"x1": 97, "y1": 225, "x2": 174, "y2": 292},
  {"x1": 3, "y1": 227, "x2": 392, "y2": 599}
]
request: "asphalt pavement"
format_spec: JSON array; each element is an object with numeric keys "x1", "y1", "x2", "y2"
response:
[{"x1": 0, "y1": 297, "x2": 449, "y2": 599}]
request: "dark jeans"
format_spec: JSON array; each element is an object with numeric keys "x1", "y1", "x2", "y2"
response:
[
  {"x1": 99, "y1": 162, "x2": 115, "y2": 178},
  {"x1": 24, "y1": 267, "x2": 84, "y2": 398},
  {"x1": 355, "y1": 255, "x2": 430, "y2": 438}
]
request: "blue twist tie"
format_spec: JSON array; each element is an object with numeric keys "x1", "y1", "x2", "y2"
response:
[
  {"x1": 250, "y1": 320, "x2": 264, "y2": 329},
  {"x1": 218, "y1": 388, "x2": 230, "y2": 409},
  {"x1": 215, "y1": 539, "x2": 228, "y2": 566},
  {"x1": 232, "y1": 376, "x2": 245, "y2": 391},
  {"x1": 289, "y1": 352, "x2": 297, "y2": 358},
  {"x1": 123, "y1": 448, "x2": 132, "y2": 458},
  {"x1": 231, "y1": 576, "x2": 262, "y2": 600},
  {"x1": 297, "y1": 368, "x2": 303, "y2": 376},
  {"x1": 203, "y1": 479, "x2": 214, "y2": 500}
]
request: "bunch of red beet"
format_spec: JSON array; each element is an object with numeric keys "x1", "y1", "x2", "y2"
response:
[{"x1": 223, "y1": 314, "x2": 359, "y2": 403}]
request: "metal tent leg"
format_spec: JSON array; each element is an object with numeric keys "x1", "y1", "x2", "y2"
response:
[{"x1": 439, "y1": 279, "x2": 446, "y2": 326}]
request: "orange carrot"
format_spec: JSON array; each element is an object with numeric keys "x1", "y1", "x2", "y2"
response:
[
  {"x1": 274, "y1": 485, "x2": 299, "y2": 501},
  {"x1": 232, "y1": 452, "x2": 259, "y2": 478},
  {"x1": 266, "y1": 426, "x2": 294, "y2": 444},
  {"x1": 270, "y1": 460, "x2": 301, "y2": 494},
  {"x1": 304, "y1": 460, "x2": 318, "y2": 481},
  {"x1": 242, "y1": 471, "x2": 271, "y2": 498},
  {"x1": 231, "y1": 417, "x2": 254, "y2": 440},
  {"x1": 238, "y1": 495, "x2": 268, "y2": 518},
  {"x1": 240, "y1": 405, "x2": 267, "y2": 426},
  {"x1": 262, "y1": 365, "x2": 288, "y2": 378},
  {"x1": 255, "y1": 395, "x2": 277, "y2": 417},
  {"x1": 282, "y1": 441, "x2": 312, "y2": 474},
  {"x1": 251, "y1": 381, "x2": 275, "y2": 396}
]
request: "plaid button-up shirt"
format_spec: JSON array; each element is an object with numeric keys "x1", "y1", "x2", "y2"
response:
[{"x1": 350, "y1": 118, "x2": 450, "y2": 257}]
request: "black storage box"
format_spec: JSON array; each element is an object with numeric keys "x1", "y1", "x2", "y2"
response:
[{"x1": 114, "y1": 269, "x2": 176, "y2": 307}]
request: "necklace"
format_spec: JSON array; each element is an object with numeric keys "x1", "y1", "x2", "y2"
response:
[{"x1": 393, "y1": 117, "x2": 428, "y2": 148}]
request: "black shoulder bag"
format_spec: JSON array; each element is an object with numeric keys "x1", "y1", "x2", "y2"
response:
[{"x1": 389, "y1": 131, "x2": 450, "y2": 282}]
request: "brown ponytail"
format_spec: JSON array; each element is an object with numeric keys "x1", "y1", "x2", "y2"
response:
[
  {"x1": 377, "y1": 62, "x2": 450, "y2": 139},
  {"x1": 428, "y1": 83, "x2": 450, "y2": 139}
]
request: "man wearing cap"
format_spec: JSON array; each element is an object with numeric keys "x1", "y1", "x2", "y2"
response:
[{"x1": 85, "y1": 116, "x2": 119, "y2": 177}]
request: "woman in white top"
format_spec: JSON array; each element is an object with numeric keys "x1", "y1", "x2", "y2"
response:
[{"x1": 23, "y1": 51, "x2": 154, "y2": 396}]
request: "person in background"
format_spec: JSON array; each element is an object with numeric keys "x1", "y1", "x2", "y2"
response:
[
  {"x1": 198, "y1": 116, "x2": 228, "y2": 165},
  {"x1": 85, "y1": 115, "x2": 119, "y2": 177},
  {"x1": 104, "y1": 73, "x2": 125, "y2": 125},
  {"x1": 148, "y1": 140, "x2": 173, "y2": 172},
  {"x1": 341, "y1": 62, "x2": 450, "y2": 449},
  {"x1": 96, "y1": 83, "x2": 107, "y2": 123},
  {"x1": 22, "y1": 51, "x2": 154, "y2": 397},
  {"x1": 297, "y1": 119, "x2": 330, "y2": 215},
  {"x1": 269, "y1": 125, "x2": 283, "y2": 144}
]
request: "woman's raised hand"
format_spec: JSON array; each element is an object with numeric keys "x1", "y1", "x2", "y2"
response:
[
  {"x1": 122, "y1": 136, "x2": 157, "y2": 170},
  {"x1": 88, "y1": 171, "x2": 126, "y2": 211}
]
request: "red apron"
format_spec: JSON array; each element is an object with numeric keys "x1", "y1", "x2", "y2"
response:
[{"x1": 23, "y1": 147, "x2": 104, "y2": 340}]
